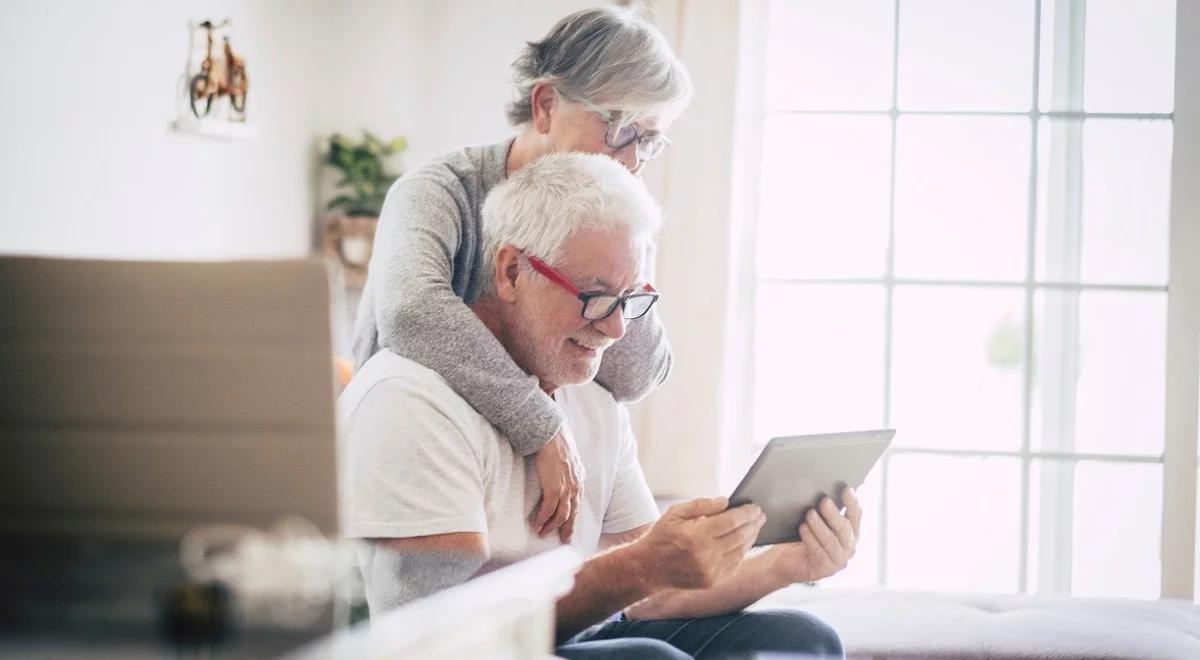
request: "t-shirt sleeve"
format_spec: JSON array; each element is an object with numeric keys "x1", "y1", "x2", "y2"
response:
[
  {"x1": 601, "y1": 404, "x2": 660, "y2": 535},
  {"x1": 342, "y1": 377, "x2": 488, "y2": 539}
]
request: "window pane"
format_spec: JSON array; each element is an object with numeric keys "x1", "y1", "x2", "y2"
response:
[
  {"x1": 1084, "y1": 0, "x2": 1177, "y2": 113},
  {"x1": 1036, "y1": 119, "x2": 1173, "y2": 286},
  {"x1": 1071, "y1": 461, "x2": 1162, "y2": 597},
  {"x1": 766, "y1": 0, "x2": 895, "y2": 111},
  {"x1": 894, "y1": 116, "x2": 1030, "y2": 281},
  {"x1": 897, "y1": 0, "x2": 1035, "y2": 111},
  {"x1": 753, "y1": 284, "x2": 885, "y2": 446},
  {"x1": 1031, "y1": 290, "x2": 1167, "y2": 456},
  {"x1": 1030, "y1": 460, "x2": 1161, "y2": 599},
  {"x1": 757, "y1": 115, "x2": 891, "y2": 279},
  {"x1": 819, "y1": 465, "x2": 883, "y2": 588},
  {"x1": 887, "y1": 454, "x2": 1022, "y2": 592},
  {"x1": 891, "y1": 286, "x2": 1025, "y2": 451},
  {"x1": 1038, "y1": 0, "x2": 1177, "y2": 114}
]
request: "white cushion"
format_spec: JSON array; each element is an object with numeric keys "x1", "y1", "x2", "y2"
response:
[{"x1": 756, "y1": 587, "x2": 1200, "y2": 659}]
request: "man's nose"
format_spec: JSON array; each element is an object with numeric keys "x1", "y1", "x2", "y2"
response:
[{"x1": 594, "y1": 307, "x2": 627, "y2": 341}]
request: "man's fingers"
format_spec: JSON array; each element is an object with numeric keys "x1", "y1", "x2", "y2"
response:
[
  {"x1": 718, "y1": 511, "x2": 765, "y2": 554},
  {"x1": 800, "y1": 522, "x2": 838, "y2": 572},
  {"x1": 667, "y1": 496, "x2": 729, "y2": 520},
  {"x1": 740, "y1": 512, "x2": 766, "y2": 550},
  {"x1": 843, "y1": 487, "x2": 863, "y2": 538},
  {"x1": 803, "y1": 509, "x2": 845, "y2": 564},
  {"x1": 705, "y1": 504, "x2": 763, "y2": 538},
  {"x1": 819, "y1": 497, "x2": 856, "y2": 550}
]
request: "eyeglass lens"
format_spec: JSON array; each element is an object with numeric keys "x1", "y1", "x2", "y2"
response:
[
  {"x1": 582, "y1": 293, "x2": 657, "y2": 321},
  {"x1": 605, "y1": 123, "x2": 666, "y2": 160}
]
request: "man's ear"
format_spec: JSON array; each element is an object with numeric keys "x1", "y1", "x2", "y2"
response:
[
  {"x1": 530, "y1": 83, "x2": 557, "y2": 135},
  {"x1": 493, "y1": 245, "x2": 523, "y2": 302}
]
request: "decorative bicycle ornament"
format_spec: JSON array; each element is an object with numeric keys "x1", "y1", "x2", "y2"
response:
[{"x1": 185, "y1": 20, "x2": 248, "y2": 122}]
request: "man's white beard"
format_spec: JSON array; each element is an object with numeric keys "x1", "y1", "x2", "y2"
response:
[{"x1": 512, "y1": 315, "x2": 608, "y2": 389}]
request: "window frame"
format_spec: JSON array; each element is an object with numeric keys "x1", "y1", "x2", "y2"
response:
[{"x1": 730, "y1": 0, "x2": 1200, "y2": 599}]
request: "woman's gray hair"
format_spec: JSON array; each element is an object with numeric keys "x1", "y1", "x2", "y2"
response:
[
  {"x1": 479, "y1": 152, "x2": 662, "y2": 297},
  {"x1": 506, "y1": 6, "x2": 692, "y2": 127}
]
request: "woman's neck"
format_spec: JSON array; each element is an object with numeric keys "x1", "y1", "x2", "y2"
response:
[{"x1": 505, "y1": 127, "x2": 550, "y2": 176}]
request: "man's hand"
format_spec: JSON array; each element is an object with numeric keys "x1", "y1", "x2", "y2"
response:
[
  {"x1": 531, "y1": 426, "x2": 584, "y2": 542},
  {"x1": 630, "y1": 496, "x2": 765, "y2": 591},
  {"x1": 766, "y1": 486, "x2": 861, "y2": 584}
]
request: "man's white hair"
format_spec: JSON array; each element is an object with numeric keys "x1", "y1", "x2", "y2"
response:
[{"x1": 480, "y1": 152, "x2": 661, "y2": 297}]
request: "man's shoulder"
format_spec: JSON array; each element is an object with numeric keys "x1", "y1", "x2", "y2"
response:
[{"x1": 339, "y1": 350, "x2": 481, "y2": 425}]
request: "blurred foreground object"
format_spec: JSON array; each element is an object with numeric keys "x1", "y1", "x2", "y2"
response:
[
  {"x1": 0, "y1": 257, "x2": 344, "y2": 656},
  {"x1": 288, "y1": 546, "x2": 580, "y2": 660}
]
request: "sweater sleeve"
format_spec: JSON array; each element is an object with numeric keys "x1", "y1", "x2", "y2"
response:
[
  {"x1": 593, "y1": 307, "x2": 672, "y2": 403},
  {"x1": 370, "y1": 173, "x2": 562, "y2": 457},
  {"x1": 593, "y1": 241, "x2": 673, "y2": 402}
]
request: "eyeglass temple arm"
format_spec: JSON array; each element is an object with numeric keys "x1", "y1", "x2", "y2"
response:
[{"x1": 526, "y1": 255, "x2": 582, "y2": 295}]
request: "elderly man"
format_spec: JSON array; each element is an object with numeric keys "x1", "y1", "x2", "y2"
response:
[{"x1": 340, "y1": 154, "x2": 858, "y2": 659}]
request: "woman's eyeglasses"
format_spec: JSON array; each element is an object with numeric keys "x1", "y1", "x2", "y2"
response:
[{"x1": 566, "y1": 91, "x2": 671, "y2": 162}]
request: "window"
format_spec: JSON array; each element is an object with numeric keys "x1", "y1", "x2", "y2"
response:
[{"x1": 741, "y1": 0, "x2": 1193, "y2": 598}]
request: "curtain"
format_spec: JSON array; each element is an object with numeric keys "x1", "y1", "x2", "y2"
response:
[{"x1": 630, "y1": 0, "x2": 749, "y2": 497}]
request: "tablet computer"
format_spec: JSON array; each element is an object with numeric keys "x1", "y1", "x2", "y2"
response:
[{"x1": 729, "y1": 429, "x2": 894, "y2": 546}]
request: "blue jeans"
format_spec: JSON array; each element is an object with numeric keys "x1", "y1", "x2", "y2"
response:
[{"x1": 555, "y1": 608, "x2": 844, "y2": 660}]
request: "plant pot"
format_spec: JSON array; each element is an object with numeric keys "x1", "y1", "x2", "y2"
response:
[{"x1": 323, "y1": 214, "x2": 378, "y2": 288}]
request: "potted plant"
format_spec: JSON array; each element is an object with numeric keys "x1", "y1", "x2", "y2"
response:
[{"x1": 322, "y1": 131, "x2": 407, "y2": 287}]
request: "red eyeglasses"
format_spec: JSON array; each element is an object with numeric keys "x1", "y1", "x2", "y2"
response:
[{"x1": 525, "y1": 254, "x2": 660, "y2": 321}]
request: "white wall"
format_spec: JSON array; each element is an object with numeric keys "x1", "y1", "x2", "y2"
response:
[
  {"x1": 0, "y1": 0, "x2": 328, "y2": 259},
  {"x1": 0, "y1": 0, "x2": 593, "y2": 259},
  {"x1": 312, "y1": 0, "x2": 596, "y2": 169},
  {"x1": 309, "y1": 0, "x2": 596, "y2": 353},
  {"x1": 631, "y1": 1, "x2": 743, "y2": 497}
]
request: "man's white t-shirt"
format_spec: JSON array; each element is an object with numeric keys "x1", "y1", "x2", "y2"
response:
[{"x1": 338, "y1": 350, "x2": 659, "y2": 606}]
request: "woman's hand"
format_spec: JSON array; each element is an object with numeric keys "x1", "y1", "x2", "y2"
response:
[{"x1": 531, "y1": 426, "x2": 585, "y2": 542}]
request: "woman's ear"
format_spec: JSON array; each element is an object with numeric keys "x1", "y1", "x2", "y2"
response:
[
  {"x1": 494, "y1": 245, "x2": 523, "y2": 302},
  {"x1": 531, "y1": 83, "x2": 557, "y2": 135}
]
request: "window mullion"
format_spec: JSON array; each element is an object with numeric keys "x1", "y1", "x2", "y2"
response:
[
  {"x1": 1160, "y1": 0, "x2": 1200, "y2": 601},
  {"x1": 1033, "y1": 0, "x2": 1087, "y2": 598},
  {"x1": 877, "y1": 0, "x2": 903, "y2": 590}
]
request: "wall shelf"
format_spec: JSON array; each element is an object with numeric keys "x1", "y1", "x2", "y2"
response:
[{"x1": 169, "y1": 116, "x2": 258, "y2": 141}]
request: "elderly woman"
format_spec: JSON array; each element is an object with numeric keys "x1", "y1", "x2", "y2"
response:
[{"x1": 352, "y1": 7, "x2": 689, "y2": 541}]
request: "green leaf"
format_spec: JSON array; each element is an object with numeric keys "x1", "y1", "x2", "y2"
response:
[
  {"x1": 364, "y1": 131, "x2": 384, "y2": 155},
  {"x1": 324, "y1": 131, "x2": 406, "y2": 215},
  {"x1": 327, "y1": 194, "x2": 357, "y2": 211}
]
